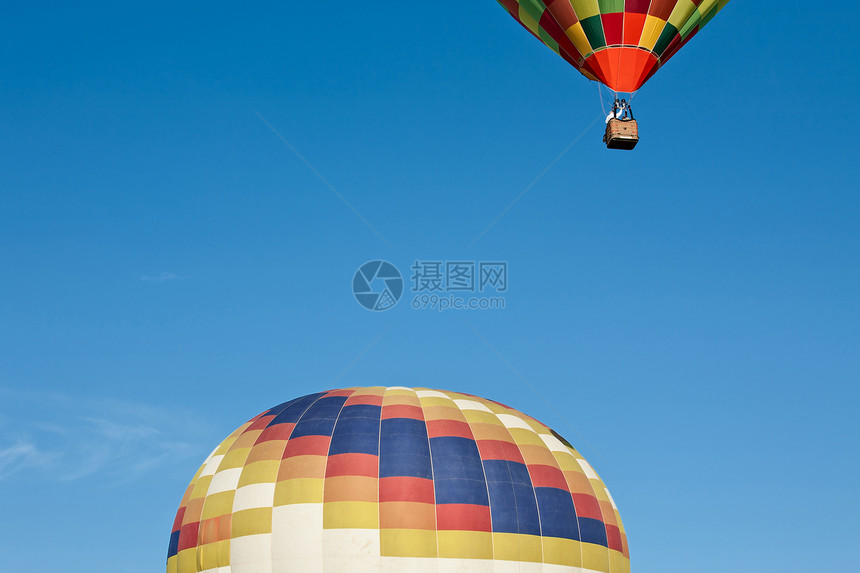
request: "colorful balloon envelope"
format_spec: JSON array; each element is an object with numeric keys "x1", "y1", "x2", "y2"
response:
[
  {"x1": 167, "y1": 387, "x2": 629, "y2": 572},
  {"x1": 497, "y1": 0, "x2": 731, "y2": 92}
]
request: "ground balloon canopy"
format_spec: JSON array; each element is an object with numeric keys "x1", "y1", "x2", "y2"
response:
[{"x1": 167, "y1": 387, "x2": 629, "y2": 572}]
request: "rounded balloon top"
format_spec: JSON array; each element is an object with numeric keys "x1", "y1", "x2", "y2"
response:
[
  {"x1": 497, "y1": 0, "x2": 731, "y2": 92},
  {"x1": 167, "y1": 387, "x2": 629, "y2": 573}
]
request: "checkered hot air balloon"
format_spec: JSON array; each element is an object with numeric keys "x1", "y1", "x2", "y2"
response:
[
  {"x1": 498, "y1": 0, "x2": 731, "y2": 93},
  {"x1": 167, "y1": 387, "x2": 629, "y2": 572}
]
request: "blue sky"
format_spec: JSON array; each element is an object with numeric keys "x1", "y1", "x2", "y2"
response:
[{"x1": 1, "y1": 1, "x2": 859, "y2": 571}]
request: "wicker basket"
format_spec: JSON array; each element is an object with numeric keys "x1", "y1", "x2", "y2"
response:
[{"x1": 604, "y1": 118, "x2": 639, "y2": 150}]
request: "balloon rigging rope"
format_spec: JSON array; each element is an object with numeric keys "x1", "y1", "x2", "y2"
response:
[
  {"x1": 598, "y1": 83, "x2": 637, "y2": 120},
  {"x1": 599, "y1": 83, "x2": 617, "y2": 117},
  {"x1": 598, "y1": 83, "x2": 608, "y2": 116}
]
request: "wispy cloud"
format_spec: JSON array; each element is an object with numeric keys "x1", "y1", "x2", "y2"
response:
[
  {"x1": 0, "y1": 438, "x2": 59, "y2": 479},
  {"x1": 0, "y1": 388, "x2": 212, "y2": 483},
  {"x1": 140, "y1": 272, "x2": 186, "y2": 282}
]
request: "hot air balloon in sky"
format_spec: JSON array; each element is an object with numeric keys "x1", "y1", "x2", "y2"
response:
[
  {"x1": 496, "y1": 0, "x2": 731, "y2": 148},
  {"x1": 167, "y1": 387, "x2": 629, "y2": 572}
]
